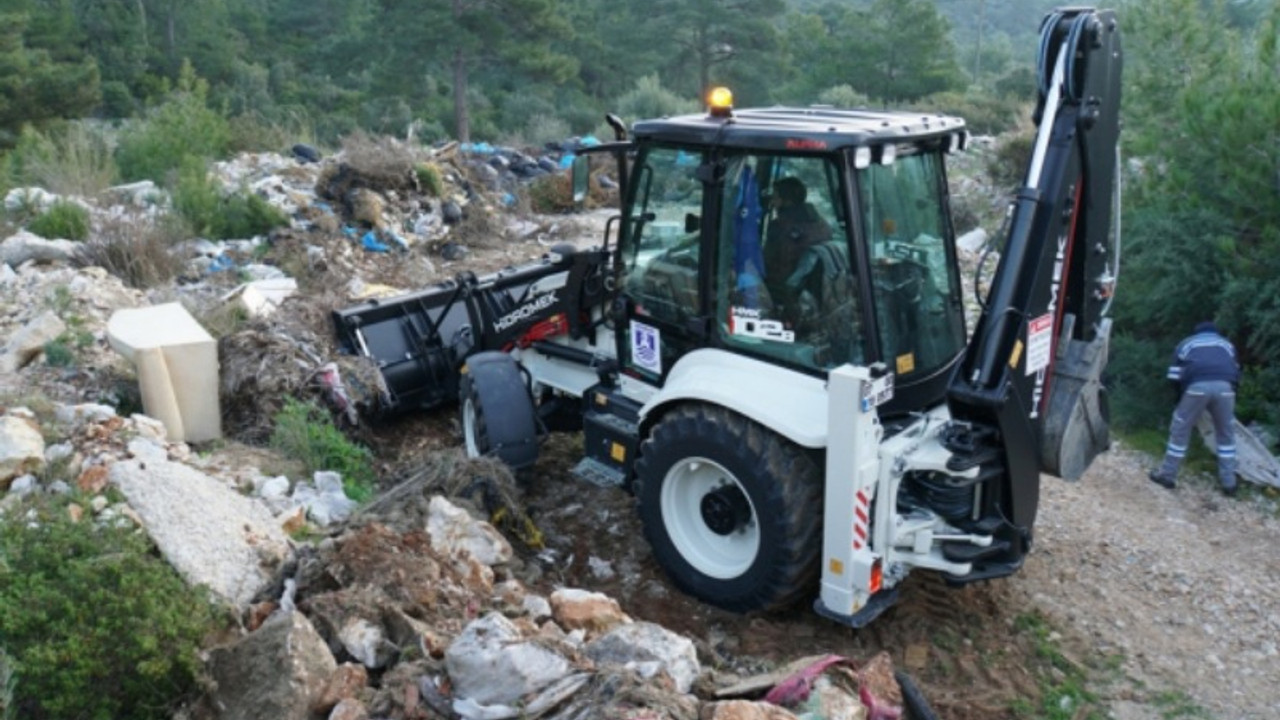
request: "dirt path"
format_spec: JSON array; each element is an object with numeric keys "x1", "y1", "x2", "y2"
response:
[
  {"x1": 511, "y1": 431, "x2": 1280, "y2": 720},
  {"x1": 1009, "y1": 443, "x2": 1280, "y2": 720}
]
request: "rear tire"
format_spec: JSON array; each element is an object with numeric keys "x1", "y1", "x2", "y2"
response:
[
  {"x1": 459, "y1": 352, "x2": 539, "y2": 470},
  {"x1": 634, "y1": 404, "x2": 823, "y2": 612}
]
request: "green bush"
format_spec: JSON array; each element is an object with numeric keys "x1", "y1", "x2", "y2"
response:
[
  {"x1": 270, "y1": 398, "x2": 376, "y2": 501},
  {"x1": 172, "y1": 159, "x2": 288, "y2": 240},
  {"x1": 115, "y1": 62, "x2": 231, "y2": 183},
  {"x1": 0, "y1": 498, "x2": 218, "y2": 720},
  {"x1": 221, "y1": 191, "x2": 289, "y2": 240},
  {"x1": 615, "y1": 74, "x2": 699, "y2": 124},
  {"x1": 1106, "y1": 331, "x2": 1176, "y2": 432},
  {"x1": 986, "y1": 130, "x2": 1034, "y2": 189},
  {"x1": 817, "y1": 84, "x2": 871, "y2": 108},
  {"x1": 921, "y1": 90, "x2": 1026, "y2": 136},
  {"x1": 27, "y1": 200, "x2": 90, "y2": 241}
]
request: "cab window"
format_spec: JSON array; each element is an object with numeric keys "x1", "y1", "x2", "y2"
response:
[
  {"x1": 716, "y1": 153, "x2": 864, "y2": 371},
  {"x1": 860, "y1": 152, "x2": 965, "y2": 377}
]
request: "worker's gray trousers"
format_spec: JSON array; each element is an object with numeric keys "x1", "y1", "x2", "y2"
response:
[{"x1": 1157, "y1": 380, "x2": 1237, "y2": 489}]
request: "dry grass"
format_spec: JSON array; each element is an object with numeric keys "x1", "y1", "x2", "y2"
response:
[
  {"x1": 337, "y1": 131, "x2": 419, "y2": 192},
  {"x1": 13, "y1": 123, "x2": 119, "y2": 198},
  {"x1": 72, "y1": 214, "x2": 186, "y2": 290}
]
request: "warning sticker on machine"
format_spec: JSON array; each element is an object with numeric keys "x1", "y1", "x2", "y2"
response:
[{"x1": 1025, "y1": 313, "x2": 1053, "y2": 375}]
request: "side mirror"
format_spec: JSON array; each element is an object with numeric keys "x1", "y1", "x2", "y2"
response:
[
  {"x1": 571, "y1": 155, "x2": 590, "y2": 204},
  {"x1": 684, "y1": 213, "x2": 700, "y2": 233}
]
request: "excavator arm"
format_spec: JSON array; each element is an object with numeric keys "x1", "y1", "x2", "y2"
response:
[{"x1": 947, "y1": 8, "x2": 1123, "y2": 531}]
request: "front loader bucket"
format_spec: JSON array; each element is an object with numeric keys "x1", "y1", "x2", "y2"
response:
[
  {"x1": 331, "y1": 246, "x2": 610, "y2": 417},
  {"x1": 332, "y1": 280, "x2": 477, "y2": 415}
]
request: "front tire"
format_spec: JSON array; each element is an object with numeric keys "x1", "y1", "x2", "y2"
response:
[
  {"x1": 634, "y1": 404, "x2": 822, "y2": 612},
  {"x1": 459, "y1": 352, "x2": 539, "y2": 470}
]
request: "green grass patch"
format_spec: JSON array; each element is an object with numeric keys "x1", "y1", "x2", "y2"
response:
[
  {"x1": 1151, "y1": 689, "x2": 1211, "y2": 719},
  {"x1": 270, "y1": 398, "x2": 376, "y2": 502},
  {"x1": 1010, "y1": 612, "x2": 1106, "y2": 720},
  {"x1": 1116, "y1": 428, "x2": 1220, "y2": 480},
  {"x1": 415, "y1": 162, "x2": 444, "y2": 197}
]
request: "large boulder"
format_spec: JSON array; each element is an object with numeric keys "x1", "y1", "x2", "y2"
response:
[
  {"x1": 444, "y1": 612, "x2": 573, "y2": 707},
  {"x1": 207, "y1": 611, "x2": 338, "y2": 720},
  {"x1": 108, "y1": 457, "x2": 292, "y2": 606},
  {"x1": 0, "y1": 310, "x2": 66, "y2": 374},
  {"x1": 584, "y1": 621, "x2": 701, "y2": 694},
  {"x1": 0, "y1": 230, "x2": 78, "y2": 266},
  {"x1": 0, "y1": 413, "x2": 45, "y2": 490},
  {"x1": 426, "y1": 495, "x2": 512, "y2": 566}
]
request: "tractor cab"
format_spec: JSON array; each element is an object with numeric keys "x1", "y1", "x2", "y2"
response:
[{"x1": 611, "y1": 93, "x2": 971, "y2": 415}]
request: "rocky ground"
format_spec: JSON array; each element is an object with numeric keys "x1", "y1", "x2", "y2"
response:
[{"x1": 2, "y1": 135, "x2": 1278, "y2": 720}]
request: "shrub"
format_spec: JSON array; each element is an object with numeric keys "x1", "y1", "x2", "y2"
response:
[
  {"x1": 221, "y1": 192, "x2": 289, "y2": 240},
  {"x1": 27, "y1": 200, "x2": 90, "y2": 241},
  {"x1": 115, "y1": 62, "x2": 231, "y2": 183},
  {"x1": 0, "y1": 497, "x2": 218, "y2": 720},
  {"x1": 41, "y1": 338, "x2": 75, "y2": 367},
  {"x1": 73, "y1": 214, "x2": 186, "y2": 289},
  {"x1": 986, "y1": 130, "x2": 1035, "y2": 189},
  {"x1": 921, "y1": 90, "x2": 1026, "y2": 136},
  {"x1": 172, "y1": 159, "x2": 288, "y2": 240},
  {"x1": 270, "y1": 398, "x2": 376, "y2": 501},
  {"x1": 522, "y1": 114, "x2": 571, "y2": 148}
]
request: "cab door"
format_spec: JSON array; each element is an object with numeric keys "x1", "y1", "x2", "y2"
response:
[{"x1": 615, "y1": 145, "x2": 713, "y2": 384}]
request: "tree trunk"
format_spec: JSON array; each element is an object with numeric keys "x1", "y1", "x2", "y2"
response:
[
  {"x1": 451, "y1": 0, "x2": 470, "y2": 142},
  {"x1": 137, "y1": 0, "x2": 148, "y2": 52},
  {"x1": 166, "y1": 0, "x2": 177, "y2": 72},
  {"x1": 697, "y1": 26, "x2": 710, "y2": 103},
  {"x1": 453, "y1": 48, "x2": 470, "y2": 143}
]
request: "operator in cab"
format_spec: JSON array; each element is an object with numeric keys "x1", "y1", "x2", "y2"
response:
[{"x1": 764, "y1": 177, "x2": 832, "y2": 300}]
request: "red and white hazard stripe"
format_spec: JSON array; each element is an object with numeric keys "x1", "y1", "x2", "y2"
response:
[{"x1": 852, "y1": 489, "x2": 870, "y2": 550}]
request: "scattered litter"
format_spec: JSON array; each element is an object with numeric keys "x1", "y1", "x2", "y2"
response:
[
  {"x1": 208, "y1": 254, "x2": 237, "y2": 273},
  {"x1": 588, "y1": 556, "x2": 615, "y2": 580},
  {"x1": 361, "y1": 231, "x2": 390, "y2": 253},
  {"x1": 221, "y1": 278, "x2": 299, "y2": 318}
]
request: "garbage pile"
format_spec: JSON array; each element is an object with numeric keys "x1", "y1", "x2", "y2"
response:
[{"x1": 0, "y1": 400, "x2": 918, "y2": 720}]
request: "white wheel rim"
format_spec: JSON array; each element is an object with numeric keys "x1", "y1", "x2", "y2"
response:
[
  {"x1": 660, "y1": 457, "x2": 759, "y2": 580},
  {"x1": 462, "y1": 397, "x2": 481, "y2": 457}
]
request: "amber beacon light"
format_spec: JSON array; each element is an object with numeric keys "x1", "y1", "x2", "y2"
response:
[{"x1": 707, "y1": 87, "x2": 734, "y2": 117}]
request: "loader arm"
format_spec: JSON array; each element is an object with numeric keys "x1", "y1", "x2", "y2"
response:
[{"x1": 947, "y1": 8, "x2": 1123, "y2": 532}]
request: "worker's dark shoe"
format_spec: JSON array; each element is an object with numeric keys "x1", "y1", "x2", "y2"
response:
[
  {"x1": 1222, "y1": 485, "x2": 1238, "y2": 498},
  {"x1": 1148, "y1": 470, "x2": 1175, "y2": 489}
]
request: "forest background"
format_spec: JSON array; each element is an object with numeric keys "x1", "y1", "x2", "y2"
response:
[{"x1": 2, "y1": 0, "x2": 1278, "y2": 445}]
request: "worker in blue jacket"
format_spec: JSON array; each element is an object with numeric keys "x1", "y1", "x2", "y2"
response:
[{"x1": 1149, "y1": 321, "x2": 1242, "y2": 496}]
